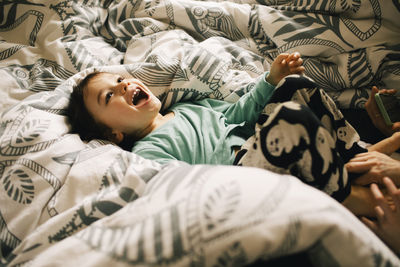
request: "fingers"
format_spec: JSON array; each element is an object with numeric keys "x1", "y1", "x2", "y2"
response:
[
  {"x1": 346, "y1": 152, "x2": 383, "y2": 184},
  {"x1": 286, "y1": 52, "x2": 301, "y2": 64},
  {"x1": 288, "y1": 57, "x2": 303, "y2": 67},
  {"x1": 287, "y1": 52, "x2": 304, "y2": 74},
  {"x1": 346, "y1": 154, "x2": 378, "y2": 184},
  {"x1": 277, "y1": 52, "x2": 301, "y2": 63},
  {"x1": 365, "y1": 86, "x2": 378, "y2": 112},
  {"x1": 288, "y1": 52, "x2": 300, "y2": 61},
  {"x1": 345, "y1": 159, "x2": 375, "y2": 173},
  {"x1": 383, "y1": 177, "x2": 397, "y2": 193},
  {"x1": 295, "y1": 66, "x2": 305, "y2": 74},
  {"x1": 371, "y1": 183, "x2": 384, "y2": 200},
  {"x1": 371, "y1": 86, "x2": 379, "y2": 94},
  {"x1": 371, "y1": 183, "x2": 393, "y2": 216},
  {"x1": 275, "y1": 53, "x2": 289, "y2": 64},
  {"x1": 289, "y1": 58, "x2": 304, "y2": 69},
  {"x1": 365, "y1": 87, "x2": 379, "y2": 112},
  {"x1": 383, "y1": 177, "x2": 400, "y2": 208},
  {"x1": 349, "y1": 150, "x2": 390, "y2": 162},
  {"x1": 348, "y1": 151, "x2": 374, "y2": 161},
  {"x1": 346, "y1": 161, "x2": 381, "y2": 185},
  {"x1": 392, "y1": 122, "x2": 400, "y2": 132},
  {"x1": 361, "y1": 216, "x2": 379, "y2": 233},
  {"x1": 380, "y1": 89, "x2": 397, "y2": 95},
  {"x1": 375, "y1": 206, "x2": 387, "y2": 224},
  {"x1": 290, "y1": 65, "x2": 305, "y2": 74}
]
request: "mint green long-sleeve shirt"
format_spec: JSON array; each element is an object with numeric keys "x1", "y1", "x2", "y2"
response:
[{"x1": 132, "y1": 72, "x2": 275, "y2": 165}]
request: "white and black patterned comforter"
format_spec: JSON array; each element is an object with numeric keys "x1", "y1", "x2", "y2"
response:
[{"x1": 0, "y1": 0, "x2": 399, "y2": 266}]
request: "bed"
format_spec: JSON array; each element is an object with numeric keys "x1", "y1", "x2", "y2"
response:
[{"x1": 1, "y1": 0, "x2": 400, "y2": 266}]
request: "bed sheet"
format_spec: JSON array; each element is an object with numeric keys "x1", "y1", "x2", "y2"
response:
[{"x1": 1, "y1": 0, "x2": 400, "y2": 266}]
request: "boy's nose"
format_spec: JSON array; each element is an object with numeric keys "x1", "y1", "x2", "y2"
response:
[{"x1": 117, "y1": 81, "x2": 129, "y2": 94}]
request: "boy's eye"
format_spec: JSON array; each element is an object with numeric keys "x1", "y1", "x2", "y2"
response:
[
  {"x1": 117, "y1": 77, "x2": 124, "y2": 83},
  {"x1": 105, "y1": 92, "x2": 113, "y2": 104}
]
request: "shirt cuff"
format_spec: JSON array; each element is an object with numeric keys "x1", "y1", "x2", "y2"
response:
[{"x1": 263, "y1": 71, "x2": 272, "y2": 86}]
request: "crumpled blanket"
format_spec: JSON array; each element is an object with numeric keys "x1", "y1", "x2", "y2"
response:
[{"x1": 1, "y1": 0, "x2": 399, "y2": 266}]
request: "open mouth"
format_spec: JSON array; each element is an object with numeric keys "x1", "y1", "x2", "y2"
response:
[{"x1": 132, "y1": 88, "x2": 149, "y2": 106}]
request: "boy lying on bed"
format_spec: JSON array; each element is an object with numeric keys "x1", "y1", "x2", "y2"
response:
[{"x1": 67, "y1": 52, "x2": 400, "y2": 254}]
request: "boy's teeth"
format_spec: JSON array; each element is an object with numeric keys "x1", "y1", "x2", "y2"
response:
[{"x1": 132, "y1": 89, "x2": 140, "y2": 105}]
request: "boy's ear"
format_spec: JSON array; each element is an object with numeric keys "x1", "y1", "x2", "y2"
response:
[{"x1": 110, "y1": 130, "x2": 124, "y2": 144}]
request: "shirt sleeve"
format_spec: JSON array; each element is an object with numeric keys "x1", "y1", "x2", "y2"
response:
[{"x1": 204, "y1": 71, "x2": 275, "y2": 125}]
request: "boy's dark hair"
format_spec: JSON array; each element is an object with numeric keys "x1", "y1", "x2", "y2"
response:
[
  {"x1": 67, "y1": 71, "x2": 135, "y2": 150},
  {"x1": 67, "y1": 71, "x2": 113, "y2": 142}
]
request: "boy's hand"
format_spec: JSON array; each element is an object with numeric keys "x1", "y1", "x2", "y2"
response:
[{"x1": 266, "y1": 52, "x2": 305, "y2": 86}]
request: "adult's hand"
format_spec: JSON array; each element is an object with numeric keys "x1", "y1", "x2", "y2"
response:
[
  {"x1": 361, "y1": 177, "x2": 400, "y2": 255},
  {"x1": 345, "y1": 151, "x2": 400, "y2": 186},
  {"x1": 365, "y1": 86, "x2": 400, "y2": 137}
]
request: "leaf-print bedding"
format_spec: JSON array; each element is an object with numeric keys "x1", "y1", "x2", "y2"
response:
[{"x1": 0, "y1": 0, "x2": 399, "y2": 266}]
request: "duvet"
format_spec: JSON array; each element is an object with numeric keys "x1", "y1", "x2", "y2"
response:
[{"x1": 1, "y1": 0, "x2": 400, "y2": 266}]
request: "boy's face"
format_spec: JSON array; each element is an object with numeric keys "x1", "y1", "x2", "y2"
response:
[{"x1": 83, "y1": 72, "x2": 161, "y2": 140}]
